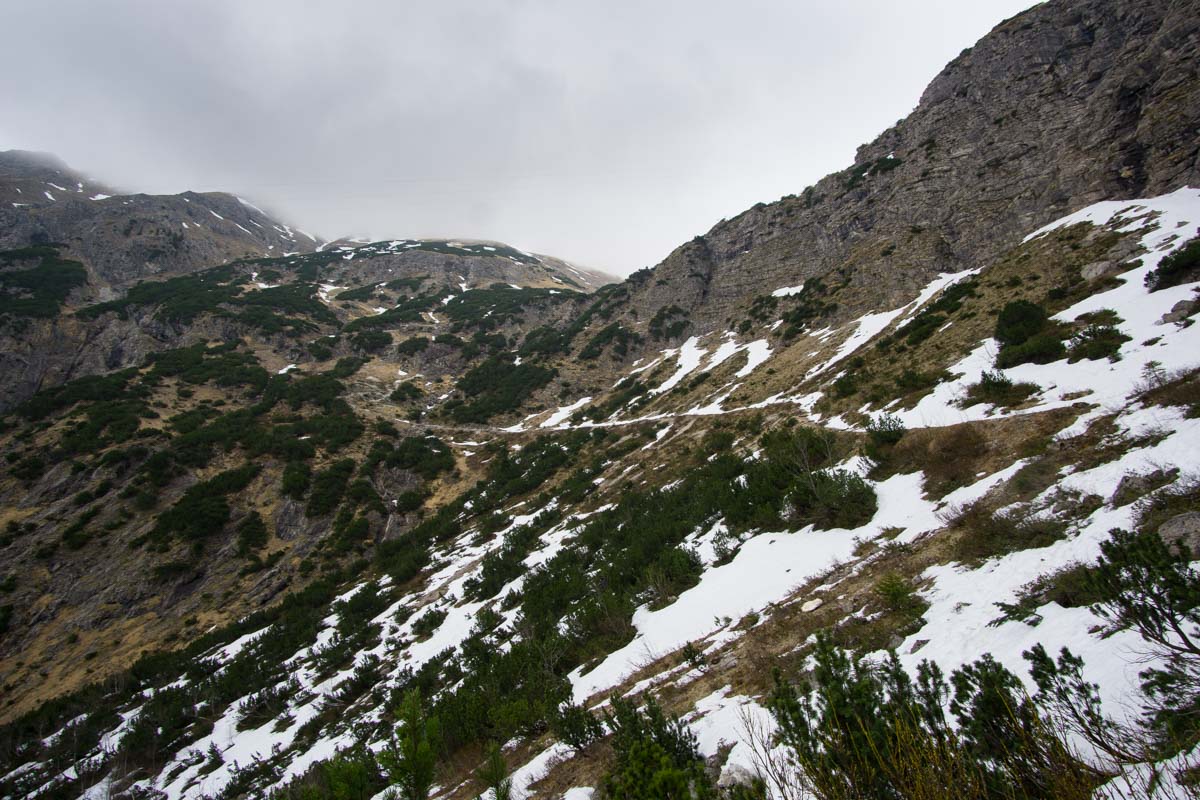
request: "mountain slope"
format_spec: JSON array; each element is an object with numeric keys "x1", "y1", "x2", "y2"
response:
[
  {"x1": 7, "y1": 182, "x2": 1199, "y2": 800},
  {"x1": 612, "y1": 0, "x2": 1199, "y2": 337},
  {"x1": 0, "y1": 150, "x2": 323, "y2": 291},
  {"x1": 2, "y1": 0, "x2": 1200, "y2": 798},
  {"x1": 0, "y1": 153, "x2": 614, "y2": 413}
]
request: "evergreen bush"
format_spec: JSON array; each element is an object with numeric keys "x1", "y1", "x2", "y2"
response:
[{"x1": 1145, "y1": 235, "x2": 1200, "y2": 292}]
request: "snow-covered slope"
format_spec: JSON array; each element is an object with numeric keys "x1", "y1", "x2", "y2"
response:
[{"x1": 7, "y1": 188, "x2": 1199, "y2": 800}]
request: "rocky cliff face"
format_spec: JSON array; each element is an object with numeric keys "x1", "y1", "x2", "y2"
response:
[{"x1": 623, "y1": 0, "x2": 1200, "y2": 335}]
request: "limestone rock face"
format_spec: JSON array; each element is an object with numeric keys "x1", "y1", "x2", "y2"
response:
[
  {"x1": 618, "y1": 0, "x2": 1200, "y2": 339},
  {"x1": 0, "y1": 306, "x2": 246, "y2": 411}
]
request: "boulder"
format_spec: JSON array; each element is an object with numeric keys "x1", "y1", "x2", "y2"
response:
[
  {"x1": 1159, "y1": 298, "x2": 1197, "y2": 325},
  {"x1": 718, "y1": 763, "x2": 760, "y2": 790},
  {"x1": 1158, "y1": 512, "x2": 1200, "y2": 556},
  {"x1": 1109, "y1": 468, "x2": 1176, "y2": 506},
  {"x1": 1080, "y1": 260, "x2": 1116, "y2": 280}
]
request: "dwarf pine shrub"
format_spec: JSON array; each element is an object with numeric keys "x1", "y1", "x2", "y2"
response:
[
  {"x1": 768, "y1": 634, "x2": 1098, "y2": 800},
  {"x1": 1145, "y1": 235, "x2": 1200, "y2": 292},
  {"x1": 961, "y1": 370, "x2": 1039, "y2": 408},
  {"x1": 1067, "y1": 324, "x2": 1130, "y2": 362},
  {"x1": 602, "y1": 695, "x2": 714, "y2": 800},
  {"x1": 790, "y1": 469, "x2": 878, "y2": 530},
  {"x1": 993, "y1": 301, "x2": 1066, "y2": 368}
]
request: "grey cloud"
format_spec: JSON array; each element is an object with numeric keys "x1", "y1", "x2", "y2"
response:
[{"x1": 0, "y1": 1, "x2": 1038, "y2": 274}]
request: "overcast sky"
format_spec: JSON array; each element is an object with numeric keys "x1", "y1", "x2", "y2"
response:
[{"x1": 1, "y1": 1, "x2": 1037, "y2": 275}]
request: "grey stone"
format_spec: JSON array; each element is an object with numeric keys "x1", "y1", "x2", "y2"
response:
[
  {"x1": 1160, "y1": 299, "x2": 1197, "y2": 325},
  {"x1": 718, "y1": 763, "x2": 760, "y2": 790},
  {"x1": 1159, "y1": 512, "x2": 1200, "y2": 556},
  {"x1": 1081, "y1": 261, "x2": 1116, "y2": 280},
  {"x1": 1110, "y1": 469, "x2": 1176, "y2": 507}
]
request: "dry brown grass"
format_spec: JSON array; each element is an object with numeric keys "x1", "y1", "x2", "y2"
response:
[
  {"x1": 1137, "y1": 364, "x2": 1200, "y2": 417},
  {"x1": 879, "y1": 408, "x2": 1077, "y2": 498}
]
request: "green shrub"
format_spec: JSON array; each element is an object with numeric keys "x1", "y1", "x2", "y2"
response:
[
  {"x1": 995, "y1": 332, "x2": 1066, "y2": 369},
  {"x1": 446, "y1": 356, "x2": 556, "y2": 423},
  {"x1": 282, "y1": 461, "x2": 311, "y2": 500},
  {"x1": 10, "y1": 454, "x2": 45, "y2": 482},
  {"x1": 993, "y1": 300, "x2": 1067, "y2": 368},
  {"x1": 236, "y1": 512, "x2": 268, "y2": 556},
  {"x1": 1066, "y1": 324, "x2": 1130, "y2": 362},
  {"x1": 390, "y1": 382, "x2": 424, "y2": 402},
  {"x1": 334, "y1": 282, "x2": 382, "y2": 302},
  {"x1": 579, "y1": 323, "x2": 640, "y2": 360},
  {"x1": 0, "y1": 246, "x2": 88, "y2": 319},
  {"x1": 875, "y1": 281, "x2": 976, "y2": 352},
  {"x1": 960, "y1": 370, "x2": 1039, "y2": 408},
  {"x1": 395, "y1": 490, "x2": 426, "y2": 513},
  {"x1": 552, "y1": 702, "x2": 605, "y2": 752},
  {"x1": 776, "y1": 278, "x2": 837, "y2": 338},
  {"x1": 328, "y1": 357, "x2": 366, "y2": 378},
  {"x1": 62, "y1": 509, "x2": 99, "y2": 549},
  {"x1": 147, "y1": 464, "x2": 261, "y2": 546},
  {"x1": 342, "y1": 292, "x2": 442, "y2": 333},
  {"x1": 949, "y1": 502, "x2": 1068, "y2": 563},
  {"x1": 601, "y1": 695, "x2": 713, "y2": 800},
  {"x1": 148, "y1": 343, "x2": 269, "y2": 391},
  {"x1": 476, "y1": 743, "x2": 513, "y2": 800},
  {"x1": 991, "y1": 562, "x2": 1103, "y2": 625},
  {"x1": 81, "y1": 265, "x2": 334, "y2": 333},
  {"x1": 305, "y1": 459, "x2": 356, "y2": 517},
  {"x1": 378, "y1": 690, "x2": 440, "y2": 800},
  {"x1": 410, "y1": 607, "x2": 447, "y2": 639},
  {"x1": 789, "y1": 469, "x2": 878, "y2": 530},
  {"x1": 864, "y1": 414, "x2": 904, "y2": 467},
  {"x1": 443, "y1": 286, "x2": 573, "y2": 333},
  {"x1": 1048, "y1": 527, "x2": 1200, "y2": 753},
  {"x1": 519, "y1": 326, "x2": 568, "y2": 355},
  {"x1": 894, "y1": 369, "x2": 944, "y2": 394},
  {"x1": 996, "y1": 300, "x2": 1051, "y2": 347},
  {"x1": 16, "y1": 368, "x2": 143, "y2": 422},
  {"x1": 874, "y1": 572, "x2": 927, "y2": 617},
  {"x1": 396, "y1": 337, "x2": 431, "y2": 356},
  {"x1": 768, "y1": 634, "x2": 1094, "y2": 800},
  {"x1": 649, "y1": 305, "x2": 689, "y2": 340},
  {"x1": 866, "y1": 414, "x2": 906, "y2": 448},
  {"x1": 379, "y1": 436, "x2": 454, "y2": 480},
  {"x1": 833, "y1": 372, "x2": 860, "y2": 398},
  {"x1": 896, "y1": 313, "x2": 946, "y2": 346},
  {"x1": 1145, "y1": 236, "x2": 1200, "y2": 292},
  {"x1": 308, "y1": 340, "x2": 333, "y2": 361}
]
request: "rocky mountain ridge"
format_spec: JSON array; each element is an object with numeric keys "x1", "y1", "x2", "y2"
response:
[
  {"x1": 619, "y1": 0, "x2": 1199, "y2": 337},
  {"x1": 0, "y1": 150, "x2": 323, "y2": 292},
  {"x1": 0, "y1": 154, "x2": 616, "y2": 413},
  {"x1": 1, "y1": 0, "x2": 1199, "y2": 798}
]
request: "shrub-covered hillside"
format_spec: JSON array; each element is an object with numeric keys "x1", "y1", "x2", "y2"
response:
[
  {"x1": 2, "y1": 183, "x2": 1200, "y2": 800},
  {"x1": 3, "y1": 0, "x2": 1200, "y2": 795}
]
